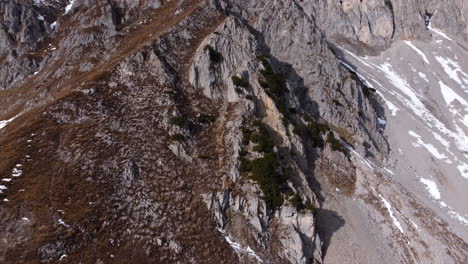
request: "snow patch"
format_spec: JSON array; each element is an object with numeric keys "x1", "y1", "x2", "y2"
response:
[
  {"x1": 339, "y1": 61, "x2": 375, "y2": 89},
  {"x1": 65, "y1": 0, "x2": 76, "y2": 14},
  {"x1": 435, "y1": 56, "x2": 467, "y2": 87},
  {"x1": 419, "y1": 177, "x2": 441, "y2": 200},
  {"x1": 376, "y1": 91, "x2": 400, "y2": 116},
  {"x1": 12, "y1": 168, "x2": 23, "y2": 177},
  {"x1": 0, "y1": 115, "x2": 19, "y2": 130},
  {"x1": 428, "y1": 24, "x2": 453, "y2": 41},
  {"x1": 439, "y1": 81, "x2": 468, "y2": 106},
  {"x1": 418, "y1": 72, "x2": 429, "y2": 82},
  {"x1": 216, "y1": 228, "x2": 263, "y2": 262},
  {"x1": 408, "y1": 130, "x2": 449, "y2": 161},
  {"x1": 457, "y1": 164, "x2": 468, "y2": 179},
  {"x1": 58, "y1": 219, "x2": 70, "y2": 228},
  {"x1": 379, "y1": 195, "x2": 404, "y2": 233},
  {"x1": 448, "y1": 210, "x2": 468, "y2": 226},
  {"x1": 404, "y1": 41, "x2": 429, "y2": 64}
]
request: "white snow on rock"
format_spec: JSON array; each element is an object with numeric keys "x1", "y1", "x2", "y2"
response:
[
  {"x1": 12, "y1": 168, "x2": 23, "y2": 177},
  {"x1": 216, "y1": 228, "x2": 264, "y2": 262},
  {"x1": 379, "y1": 195, "x2": 404, "y2": 233},
  {"x1": 58, "y1": 219, "x2": 70, "y2": 228},
  {"x1": 435, "y1": 56, "x2": 468, "y2": 88},
  {"x1": 418, "y1": 72, "x2": 429, "y2": 82},
  {"x1": 0, "y1": 115, "x2": 19, "y2": 130},
  {"x1": 448, "y1": 210, "x2": 468, "y2": 226},
  {"x1": 419, "y1": 177, "x2": 441, "y2": 200},
  {"x1": 376, "y1": 91, "x2": 399, "y2": 116},
  {"x1": 65, "y1": 0, "x2": 76, "y2": 14},
  {"x1": 0, "y1": 185, "x2": 7, "y2": 193},
  {"x1": 428, "y1": 24, "x2": 453, "y2": 41},
  {"x1": 2, "y1": 178, "x2": 12, "y2": 182},
  {"x1": 405, "y1": 41, "x2": 429, "y2": 64},
  {"x1": 339, "y1": 61, "x2": 375, "y2": 89},
  {"x1": 439, "y1": 81, "x2": 468, "y2": 106},
  {"x1": 377, "y1": 61, "x2": 468, "y2": 154},
  {"x1": 457, "y1": 164, "x2": 468, "y2": 179},
  {"x1": 408, "y1": 130, "x2": 449, "y2": 161}
]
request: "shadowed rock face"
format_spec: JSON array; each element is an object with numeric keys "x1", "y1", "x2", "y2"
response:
[{"x1": 0, "y1": 0, "x2": 466, "y2": 263}]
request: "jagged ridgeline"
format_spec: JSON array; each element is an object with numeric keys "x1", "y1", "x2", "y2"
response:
[{"x1": 0, "y1": 0, "x2": 467, "y2": 264}]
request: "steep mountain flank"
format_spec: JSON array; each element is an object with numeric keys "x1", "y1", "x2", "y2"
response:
[{"x1": 0, "y1": 0, "x2": 467, "y2": 264}]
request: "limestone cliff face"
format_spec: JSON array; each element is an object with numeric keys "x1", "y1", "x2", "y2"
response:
[{"x1": 0, "y1": 0, "x2": 466, "y2": 264}]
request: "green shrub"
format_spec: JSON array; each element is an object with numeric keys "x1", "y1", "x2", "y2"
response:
[
  {"x1": 326, "y1": 132, "x2": 345, "y2": 153},
  {"x1": 307, "y1": 121, "x2": 329, "y2": 147},
  {"x1": 232, "y1": 76, "x2": 249, "y2": 88},
  {"x1": 197, "y1": 114, "x2": 215, "y2": 123},
  {"x1": 241, "y1": 127, "x2": 252, "y2": 145},
  {"x1": 292, "y1": 124, "x2": 300, "y2": 135},
  {"x1": 170, "y1": 116, "x2": 186, "y2": 127},
  {"x1": 304, "y1": 201, "x2": 315, "y2": 214},
  {"x1": 198, "y1": 155, "x2": 212, "y2": 160},
  {"x1": 250, "y1": 125, "x2": 274, "y2": 153},
  {"x1": 245, "y1": 95, "x2": 253, "y2": 100},
  {"x1": 257, "y1": 57, "x2": 286, "y2": 97},
  {"x1": 251, "y1": 152, "x2": 284, "y2": 210},
  {"x1": 290, "y1": 193, "x2": 304, "y2": 210},
  {"x1": 363, "y1": 87, "x2": 377, "y2": 96},
  {"x1": 302, "y1": 113, "x2": 312, "y2": 122},
  {"x1": 252, "y1": 119, "x2": 263, "y2": 127},
  {"x1": 239, "y1": 149, "x2": 248, "y2": 157},
  {"x1": 332, "y1": 99, "x2": 342, "y2": 106},
  {"x1": 235, "y1": 87, "x2": 243, "y2": 94},
  {"x1": 171, "y1": 134, "x2": 185, "y2": 141},
  {"x1": 204, "y1": 45, "x2": 222, "y2": 63},
  {"x1": 239, "y1": 157, "x2": 252, "y2": 172}
]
